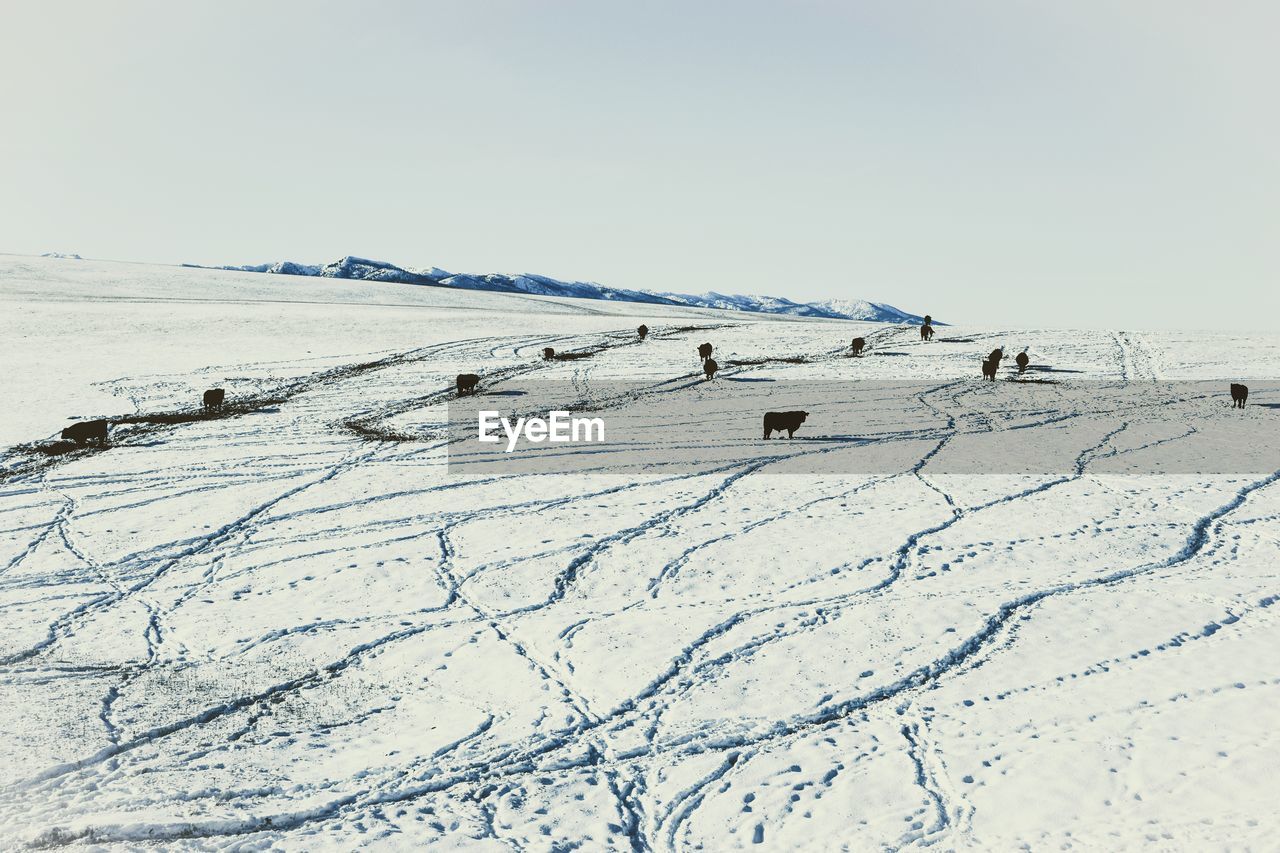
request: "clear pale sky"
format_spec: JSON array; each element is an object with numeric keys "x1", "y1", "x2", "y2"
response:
[{"x1": 2, "y1": 1, "x2": 1276, "y2": 329}]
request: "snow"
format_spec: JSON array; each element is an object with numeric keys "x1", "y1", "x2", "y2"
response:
[
  {"x1": 807, "y1": 297, "x2": 924, "y2": 324},
  {"x1": 1, "y1": 255, "x2": 1279, "y2": 849},
  {"x1": 186, "y1": 255, "x2": 924, "y2": 322}
]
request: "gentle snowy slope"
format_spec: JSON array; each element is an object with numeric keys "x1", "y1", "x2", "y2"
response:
[
  {"x1": 1, "y1": 257, "x2": 1278, "y2": 850},
  {"x1": 0, "y1": 255, "x2": 786, "y2": 449},
  {"x1": 188, "y1": 255, "x2": 926, "y2": 323}
]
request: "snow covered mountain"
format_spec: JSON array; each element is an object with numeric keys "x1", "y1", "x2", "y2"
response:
[
  {"x1": 187, "y1": 256, "x2": 926, "y2": 323},
  {"x1": 641, "y1": 291, "x2": 929, "y2": 322}
]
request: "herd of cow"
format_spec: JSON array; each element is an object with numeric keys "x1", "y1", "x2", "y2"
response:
[
  {"x1": 978, "y1": 347, "x2": 1030, "y2": 381},
  {"x1": 51, "y1": 321, "x2": 1256, "y2": 450},
  {"x1": 57, "y1": 386, "x2": 227, "y2": 448}
]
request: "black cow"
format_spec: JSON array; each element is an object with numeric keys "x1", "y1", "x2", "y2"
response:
[
  {"x1": 703, "y1": 358, "x2": 718, "y2": 380},
  {"x1": 1015, "y1": 352, "x2": 1029, "y2": 374},
  {"x1": 203, "y1": 388, "x2": 226, "y2": 411},
  {"x1": 62, "y1": 419, "x2": 109, "y2": 447},
  {"x1": 543, "y1": 347, "x2": 555, "y2": 361},
  {"x1": 920, "y1": 324, "x2": 934, "y2": 341},
  {"x1": 851, "y1": 337, "x2": 866, "y2": 357},
  {"x1": 981, "y1": 359, "x2": 997, "y2": 381},
  {"x1": 698, "y1": 342, "x2": 713, "y2": 362},
  {"x1": 1231, "y1": 383, "x2": 1249, "y2": 408},
  {"x1": 763, "y1": 411, "x2": 808, "y2": 439},
  {"x1": 456, "y1": 373, "x2": 481, "y2": 396},
  {"x1": 638, "y1": 324, "x2": 649, "y2": 340}
]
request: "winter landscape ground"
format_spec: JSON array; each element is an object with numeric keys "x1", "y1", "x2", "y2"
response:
[{"x1": 1, "y1": 255, "x2": 1279, "y2": 850}]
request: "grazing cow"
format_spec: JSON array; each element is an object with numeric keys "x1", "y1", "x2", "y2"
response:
[
  {"x1": 698, "y1": 342, "x2": 713, "y2": 362},
  {"x1": 203, "y1": 388, "x2": 226, "y2": 411},
  {"x1": 1015, "y1": 351, "x2": 1029, "y2": 374},
  {"x1": 981, "y1": 359, "x2": 997, "y2": 381},
  {"x1": 703, "y1": 358, "x2": 718, "y2": 380},
  {"x1": 851, "y1": 337, "x2": 866, "y2": 357},
  {"x1": 638, "y1": 324, "x2": 649, "y2": 340},
  {"x1": 543, "y1": 347, "x2": 555, "y2": 361},
  {"x1": 1231, "y1": 383, "x2": 1249, "y2": 408},
  {"x1": 920, "y1": 324, "x2": 934, "y2": 341},
  {"x1": 763, "y1": 410, "x2": 808, "y2": 439},
  {"x1": 456, "y1": 373, "x2": 481, "y2": 396},
  {"x1": 61, "y1": 419, "x2": 109, "y2": 447}
]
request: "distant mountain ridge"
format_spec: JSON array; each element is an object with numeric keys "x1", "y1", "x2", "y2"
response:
[{"x1": 185, "y1": 255, "x2": 927, "y2": 323}]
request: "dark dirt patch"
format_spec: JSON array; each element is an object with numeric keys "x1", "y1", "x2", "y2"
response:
[{"x1": 727, "y1": 357, "x2": 809, "y2": 366}]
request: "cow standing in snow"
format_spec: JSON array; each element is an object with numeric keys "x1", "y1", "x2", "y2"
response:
[
  {"x1": 62, "y1": 419, "x2": 109, "y2": 447},
  {"x1": 763, "y1": 411, "x2": 808, "y2": 439},
  {"x1": 1231, "y1": 383, "x2": 1249, "y2": 408}
]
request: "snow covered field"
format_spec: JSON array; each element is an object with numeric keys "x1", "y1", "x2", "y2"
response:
[{"x1": 2, "y1": 256, "x2": 1279, "y2": 850}]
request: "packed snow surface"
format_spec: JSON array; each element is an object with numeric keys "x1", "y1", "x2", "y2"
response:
[
  {"x1": 188, "y1": 255, "x2": 926, "y2": 323},
  {"x1": 1, "y1": 255, "x2": 1279, "y2": 850}
]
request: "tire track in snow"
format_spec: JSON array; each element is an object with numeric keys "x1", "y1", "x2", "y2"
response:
[
  {"x1": 0, "y1": 444, "x2": 382, "y2": 667},
  {"x1": 5, "y1": 325, "x2": 1268, "y2": 848},
  {"x1": 899, "y1": 719, "x2": 949, "y2": 846},
  {"x1": 16, "y1": 460, "x2": 1273, "y2": 848}
]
